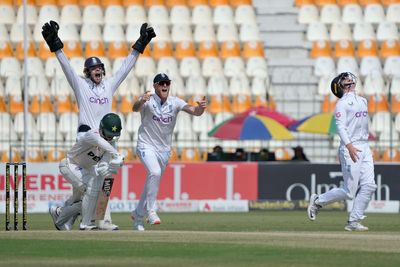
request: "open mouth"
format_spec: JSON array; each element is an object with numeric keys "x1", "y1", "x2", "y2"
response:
[{"x1": 95, "y1": 73, "x2": 102, "y2": 78}]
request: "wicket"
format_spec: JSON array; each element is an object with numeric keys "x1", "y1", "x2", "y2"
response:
[{"x1": 5, "y1": 162, "x2": 27, "y2": 231}]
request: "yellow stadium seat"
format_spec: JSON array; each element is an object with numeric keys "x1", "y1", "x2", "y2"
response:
[
  {"x1": 28, "y1": 148, "x2": 45, "y2": 162},
  {"x1": 208, "y1": 95, "x2": 231, "y2": 114},
  {"x1": 8, "y1": 95, "x2": 24, "y2": 116},
  {"x1": 36, "y1": 0, "x2": 57, "y2": 6},
  {"x1": 175, "y1": 41, "x2": 196, "y2": 60},
  {"x1": 63, "y1": 41, "x2": 83, "y2": 58},
  {"x1": 181, "y1": 147, "x2": 201, "y2": 162},
  {"x1": 359, "y1": 0, "x2": 380, "y2": 6},
  {"x1": 314, "y1": 0, "x2": 336, "y2": 6},
  {"x1": 85, "y1": 41, "x2": 105, "y2": 57},
  {"x1": 220, "y1": 41, "x2": 241, "y2": 59},
  {"x1": 79, "y1": 0, "x2": 101, "y2": 6},
  {"x1": 101, "y1": 0, "x2": 123, "y2": 6},
  {"x1": 118, "y1": 148, "x2": 135, "y2": 162},
  {"x1": 242, "y1": 41, "x2": 265, "y2": 59},
  {"x1": 29, "y1": 95, "x2": 54, "y2": 116},
  {"x1": 58, "y1": 0, "x2": 79, "y2": 6},
  {"x1": 107, "y1": 41, "x2": 129, "y2": 59},
  {"x1": 123, "y1": 0, "x2": 144, "y2": 5},
  {"x1": 142, "y1": 45, "x2": 151, "y2": 57},
  {"x1": 381, "y1": 0, "x2": 400, "y2": 5},
  {"x1": 0, "y1": 97, "x2": 7, "y2": 112},
  {"x1": 166, "y1": 0, "x2": 187, "y2": 7},
  {"x1": 0, "y1": 41, "x2": 13, "y2": 59},
  {"x1": 382, "y1": 148, "x2": 400, "y2": 162},
  {"x1": 321, "y1": 95, "x2": 337, "y2": 112},
  {"x1": 337, "y1": 0, "x2": 359, "y2": 6},
  {"x1": 1, "y1": 148, "x2": 22, "y2": 163},
  {"x1": 55, "y1": 95, "x2": 74, "y2": 114},
  {"x1": 152, "y1": 41, "x2": 173, "y2": 60},
  {"x1": 118, "y1": 95, "x2": 133, "y2": 115},
  {"x1": 145, "y1": 0, "x2": 165, "y2": 7},
  {"x1": 368, "y1": 94, "x2": 389, "y2": 112},
  {"x1": 15, "y1": 41, "x2": 36, "y2": 60},
  {"x1": 187, "y1": 0, "x2": 208, "y2": 7},
  {"x1": 357, "y1": 39, "x2": 378, "y2": 58},
  {"x1": 46, "y1": 149, "x2": 66, "y2": 162},
  {"x1": 294, "y1": 0, "x2": 315, "y2": 6},
  {"x1": 371, "y1": 148, "x2": 381, "y2": 161},
  {"x1": 14, "y1": 0, "x2": 35, "y2": 5},
  {"x1": 38, "y1": 42, "x2": 54, "y2": 61},
  {"x1": 379, "y1": 39, "x2": 400, "y2": 58},
  {"x1": 231, "y1": 95, "x2": 252, "y2": 113},
  {"x1": 169, "y1": 147, "x2": 178, "y2": 162},
  {"x1": 334, "y1": 40, "x2": 355, "y2": 58},
  {"x1": 230, "y1": 0, "x2": 252, "y2": 7},
  {"x1": 197, "y1": 41, "x2": 218, "y2": 60},
  {"x1": 209, "y1": 0, "x2": 229, "y2": 6},
  {"x1": 310, "y1": 40, "x2": 331, "y2": 58}
]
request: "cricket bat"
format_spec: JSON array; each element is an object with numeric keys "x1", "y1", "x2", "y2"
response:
[{"x1": 95, "y1": 177, "x2": 114, "y2": 220}]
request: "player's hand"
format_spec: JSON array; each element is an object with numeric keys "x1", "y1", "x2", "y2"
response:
[
  {"x1": 346, "y1": 143, "x2": 361, "y2": 163},
  {"x1": 140, "y1": 91, "x2": 152, "y2": 103},
  {"x1": 132, "y1": 23, "x2": 156, "y2": 53},
  {"x1": 109, "y1": 154, "x2": 125, "y2": 173},
  {"x1": 77, "y1": 182, "x2": 86, "y2": 194},
  {"x1": 96, "y1": 162, "x2": 112, "y2": 178},
  {"x1": 196, "y1": 96, "x2": 207, "y2": 109},
  {"x1": 41, "y1": 20, "x2": 63, "y2": 52}
]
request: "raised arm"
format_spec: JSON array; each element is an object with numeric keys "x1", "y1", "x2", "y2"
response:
[{"x1": 181, "y1": 96, "x2": 207, "y2": 116}]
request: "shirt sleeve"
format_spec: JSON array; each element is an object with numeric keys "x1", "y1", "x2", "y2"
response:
[
  {"x1": 55, "y1": 50, "x2": 84, "y2": 97},
  {"x1": 175, "y1": 97, "x2": 188, "y2": 111},
  {"x1": 334, "y1": 100, "x2": 351, "y2": 145},
  {"x1": 81, "y1": 131, "x2": 119, "y2": 155},
  {"x1": 107, "y1": 50, "x2": 140, "y2": 94}
]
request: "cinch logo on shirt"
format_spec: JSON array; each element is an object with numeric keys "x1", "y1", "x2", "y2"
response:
[
  {"x1": 355, "y1": 111, "x2": 368, "y2": 117},
  {"x1": 89, "y1": 97, "x2": 109, "y2": 105},
  {"x1": 152, "y1": 115, "x2": 172, "y2": 123}
]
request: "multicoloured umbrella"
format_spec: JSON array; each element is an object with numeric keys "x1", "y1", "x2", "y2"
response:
[
  {"x1": 208, "y1": 112, "x2": 294, "y2": 140},
  {"x1": 288, "y1": 113, "x2": 337, "y2": 135},
  {"x1": 241, "y1": 107, "x2": 297, "y2": 128},
  {"x1": 288, "y1": 112, "x2": 376, "y2": 140}
]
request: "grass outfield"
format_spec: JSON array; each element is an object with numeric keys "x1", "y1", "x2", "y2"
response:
[{"x1": 0, "y1": 211, "x2": 399, "y2": 267}]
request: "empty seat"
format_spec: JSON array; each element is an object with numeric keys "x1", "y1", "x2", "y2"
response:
[
  {"x1": 16, "y1": 5, "x2": 37, "y2": 25},
  {"x1": 213, "y1": 5, "x2": 234, "y2": 25},
  {"x1": 157, "y1": 57, "x2": 179, "y2": 78},
  {"x1": 38, "y1": 5, "x2": 59, "y2": 25},
  {"x1": 202, "y1": 57, "x2": 224, "y2": 77},
  {"x1": 364, "y1": 4, "x2": 385, "y2": 24},
  {"x1": 171, "y1": 24, "x2": 193, "y2": 43},
  {"x1": 134, "y1": 56, "x2": 156, "y2": 78},
  {"x1": 239, "y1": 24, "x2": 261, "y2": 42},
  {"x1": 80, "y1": 24, "x2": 103, "y2": 42},
  {"x1": 170, "y1": 5, "x2": 191, "y2": 25},
  {"x1": 197, "y1": 41, "x2": 218, "y2": 59},
  {"x1": 371, "y1": 111, "x2": 392, "y2": 134},
  {"x1": 152, "y1": 41, "x2": 173, "y2": 59},
  {"x1": 330, "y1": 22, "x2": 352, "y2": 41},
  {"x1": 377, "y1": 22, "x2": 399, "y2": 41},
  {"x1": 152, "y1": 24, "x2": 171, "y2": 42},
  {"x1": 386, "y1": 4, "x2": 400, "y2": 24},
  {"x1": 298, "y1": 4, "x2": 319, "y2": 24},
  {"x1": 0, "y1": 4, "x2": 15, "y2": 26},
  {"x1": 314, "y1": 56, "x2": 335, "y2": 77},
  {"x1": 224, "y1": 57, "x2": 245, "y2": 78},
  {"x1": 246, "y1": 57, "x2": 268, "y2": 78},
  {"x1": 186, "y1": 75, "x2": 207, "y2": 96},
  {"x1": 320, "y1": 4, "x2": 341, "y2": 24},
  {"x1": 0, "y1": 41, "x2": 13, "y2": 59},
  {"x1": 104, "y1": 5, "x2": 125, "y2": 25},
  {"x1": 148, "y1": 5, "x2": 169, "y2": 25},
  {"x1": 216, "y1": 24, "x2": 239, "y2": 42},
  {"x1": 85, "y1": 40, "x2": 105, "y2": 57},
  {"x1": 342, "y1": 4, "x2": 363, "y2": 24},
  {"x1": 125, "y1": 23, "x2": 142, "y2": 43},
  {"x1": 0, "y1": 57, "x2": 21, "y2": 78},
  {"x1": 125, "y1": 5, "x2": 146, "y2": 25},
  {"x1": 180, "y1": 57, "x2": 201, "y2": 78},
  {"x1": 384, "y1": 56, "x2": 400, "y2": 76},
  {"x1": 306, "y1": 22, "x2": 329, "y2": 41},
  {"x1": 194, "y1": 24, "x2": 216, "y2": 42},
  {"x1": 60, "y1": 4, "x2": 82, "y2": 25},
  {"x1": 23, "y1": 57, "x2": 45, "y2": 77},
  {"x1": 82, "y1": 5, "x2": 104, "y2": 25},
  {"x1": 311, "y1": 40, "x2": 332, "y2": 58},
  {"x1": 235, "y1": 5, "x2": 257, "y2": 25},
  {"x1": 242, "y1": 41, "x2": 264, "y2": 58},
  {"x1": 175, "y1": 41, "x2": 196, "y2": 59},
  {"x1": 220, "y1": 40, "x2": 241, "y2": 58},
  {"x1": 380, "y1": 39, "x2": 400, "y2": 58},
  {"x1": 58, "y1": 112, "x2": 79, "y2": 137},
  {"x1": 337, "y1": 56, "x2": 359, "y2": 76},
  {"x1": 363, "y1": 70, "x2": 386, "y2": 95},
  {"x1": 334, "y1": 40, "x2": 355, "y2": 58},
  {"x1": 357, "y1": 39, "x2": 378, "y2": 58},
  {"x1": 103, "y1": 24, "x2": 125, "y2": 43},
  {"x1": 192, "y1": 5, "x2": 212, "y2": 25},
  {"x1": 353, "y1": 22, "x2": 376, "y2": 42},
  {"x1": 360, "y1": 56, "x2": 382, "y2": 77}
]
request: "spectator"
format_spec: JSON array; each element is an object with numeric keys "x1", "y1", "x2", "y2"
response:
[
  {"x1": 291, "y1": 146, "x2": 309, "y2": 161},
  {"x1": 233, "y1": 148, "x2": 247, "y2": 161},
  {"x1": 207, "y1": 145, "x2": 225, "y2": 161},
  {"x1": 257, "y1": 148, "x2": 276, "y2": 161}
]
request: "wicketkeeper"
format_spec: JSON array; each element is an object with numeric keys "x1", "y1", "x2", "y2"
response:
[
  {"x1": 50, "y1": 113, "x2": 125, "y2": 230},
  {"x1": 42, "y1": 20, "x2": 155, "y2": 230}
]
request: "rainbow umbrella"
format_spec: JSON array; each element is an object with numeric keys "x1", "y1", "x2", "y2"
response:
[
  {"x1": 288, "y1": 113, "x2": 337, "y2": 135},
  {"x1": 208, "y1": 112, "x2": 293, "y2": 140},
  {"x1": 288, "y1": 113, "x2": 376, "y2": 140},
  {"x1": 241, "y1": 107, "x2": 297, "y2": 127}
]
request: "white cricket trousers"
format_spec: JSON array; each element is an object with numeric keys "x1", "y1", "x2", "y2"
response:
[
  {"x1": 135, "y1": 147, "x2": 170, "y2": 217},
  {"x1": 317, "y1": 142, "x2": 376, "y2": 222}
]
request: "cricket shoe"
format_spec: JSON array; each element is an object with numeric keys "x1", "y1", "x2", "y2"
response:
[
  {"x1": 344, "y1": 221, "x2": 369, "y2": 232},
  {"x1": 307, "y1": 194, "x2": 321, "y2": 221},
  {"x1": 49, "y1": 206, "x2": 62, "y2": 230},
  {"x1": 98, "y1": 220, "x2": 119, "y2": 231},
  {"x1": 79, "y1": 223, "x2": 98, "y2": 231},
  {"x1": 147, "y1": 211, "x2": 161, "y2": 225},
  {"x1": 131, "y1": 210, "x2": 145, "y2": 231}
]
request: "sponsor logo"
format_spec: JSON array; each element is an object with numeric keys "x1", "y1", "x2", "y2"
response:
[
  {"x1": 355, "y1": 111, "x2": 368, "y2": 117},
  {"x1": 89, "y1": 97, "x2": 109, "y2": 105},
  {"x1": 152, "y1": 115, "x2": 173, "y2": 123}
]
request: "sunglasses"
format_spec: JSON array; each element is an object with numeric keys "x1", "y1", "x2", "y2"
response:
[
  {"x1": 157, "y1": 81, "x2": 171, "y2": 86},
  {"x1": 343, "y1": 82, "x2": 355, "y2": 88}
]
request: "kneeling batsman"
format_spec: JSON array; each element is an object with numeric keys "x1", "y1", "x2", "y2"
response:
[{"x1": 50, "y1": 113, "x2": 125, "y2": 231}]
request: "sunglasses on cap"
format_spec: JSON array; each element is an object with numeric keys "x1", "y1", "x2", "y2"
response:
[{"x1": 157, "y1": 81, "x2": 171, "y2": 86}]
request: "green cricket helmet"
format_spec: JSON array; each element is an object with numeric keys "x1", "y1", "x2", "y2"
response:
[{"x1": 99, "y1": 113, "x2": 122, "y2": 141}]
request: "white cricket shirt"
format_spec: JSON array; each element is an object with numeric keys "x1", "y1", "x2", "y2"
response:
[{"x1": 137, "y1": 93, "x2": 187, "y2": 152}]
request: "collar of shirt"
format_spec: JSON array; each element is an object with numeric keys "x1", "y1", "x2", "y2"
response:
[
  {"x1": 86, "y1": 78, "x2": 105, "y2": 96},
  {"x1": 153, "y1": 92, "x2": 168, "y2": 106}
]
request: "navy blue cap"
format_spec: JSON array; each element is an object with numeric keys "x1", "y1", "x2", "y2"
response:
[{"x1": 153, "y1": 73, "x2": 171, "y2": 83}]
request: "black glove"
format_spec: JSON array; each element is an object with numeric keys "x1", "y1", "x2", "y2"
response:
[
  {"x1": 132, "y1": 23, "x2": 156, "y2": 54},
  {"x1": 41, "y1": 20, "x2": 64, "y2": 53}
]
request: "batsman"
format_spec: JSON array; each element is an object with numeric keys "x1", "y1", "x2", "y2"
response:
[{"x1": 42, "y1": 20, "x2": 156, "y2": 230}]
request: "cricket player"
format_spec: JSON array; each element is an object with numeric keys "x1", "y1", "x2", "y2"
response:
[
  {"x1": 42, "y1": 20, "x2": 155, "y2": 230},
  {"x1": 131, "y1": 73, "x2": 207, "y2": 231},
  {"x1": 50, "y1": 113, "x2": 125, "y2": 230},
  {"x1": 307, "y1": 72, "x2": 377, "y2": 231}
]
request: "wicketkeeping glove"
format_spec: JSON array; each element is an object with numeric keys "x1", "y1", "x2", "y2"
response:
[
  {"x1": 132, "y1": 23, "x2": 156, "y2": 54},
  {"x1": 96, "y1": 162, "x2": 112, "y2": 178},
  {"x1": 41, "y1": 20, "x2": 64, "y2": 52},
  {"x1": 109, "y1": 154, "x2": 125, "y2": 174}
]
